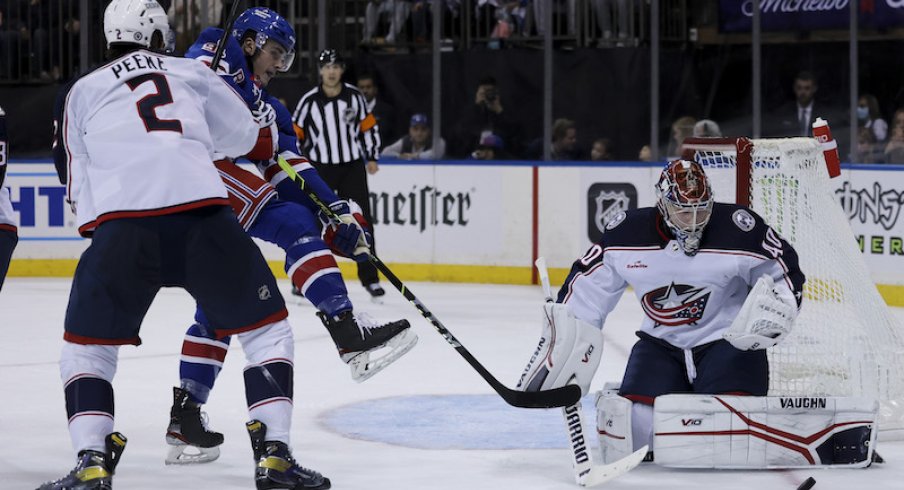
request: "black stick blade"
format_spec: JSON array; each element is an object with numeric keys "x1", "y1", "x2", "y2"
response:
[
  {"x1": 796, "y1": 477, "x2": 816, "y2": 490},
  {"x1": 502, "y1": 384, "x2": 582, "y2": 409}
]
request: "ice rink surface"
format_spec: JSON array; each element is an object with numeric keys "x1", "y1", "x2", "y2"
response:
[{"x1": 1, "y1": 278, "x2": 901, "y2": 490}]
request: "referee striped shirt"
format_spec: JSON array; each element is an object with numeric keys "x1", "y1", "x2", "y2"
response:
[{"x1": 292, "y1": 83, "x2": 381, "y2": 164}]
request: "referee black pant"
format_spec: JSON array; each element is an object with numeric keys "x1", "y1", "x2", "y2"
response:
[{"x1": 311, "y1": 159, "x2": 379, "y2": 287}]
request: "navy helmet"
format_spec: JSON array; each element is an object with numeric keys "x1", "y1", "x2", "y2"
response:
[{"x1": 232, "y1": 7, "x2": 296, "y2": 72}]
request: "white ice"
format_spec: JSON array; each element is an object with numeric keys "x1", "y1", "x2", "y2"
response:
[{"x1": 1, "y1": 278, "x2": 901, "y2": 489}]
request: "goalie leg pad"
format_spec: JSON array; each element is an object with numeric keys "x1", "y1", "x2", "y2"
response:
[
  {"x1": 517, "y1": 303, "x2": 603, "y2": 396},
  {"x1": 653, "y1": 394, "x2": 878, "y2": 469},
  {"x1": 595, "y1": 389, "x2": 635, "y2": 464}
]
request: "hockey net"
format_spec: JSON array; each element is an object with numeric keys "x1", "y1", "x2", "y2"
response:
[{"x1": 682, "y1": 137, "x2": 904, "y2": 438}]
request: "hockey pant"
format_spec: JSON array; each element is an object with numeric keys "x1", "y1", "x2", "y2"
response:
[{"x1": 180, "y1": 199, "x2": 351, "y2": 404}]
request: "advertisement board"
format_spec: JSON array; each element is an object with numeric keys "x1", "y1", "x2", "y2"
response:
[
  {"x1": 719, "y1": 0, "x2": 904, "y2": 32},
  {"x1": 4, "y1": 161, "x2": 903, "y2": 295}
]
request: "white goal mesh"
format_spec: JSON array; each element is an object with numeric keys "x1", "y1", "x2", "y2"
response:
[{"x1": 683, "y1": 137, "x2": 904, "y2": 436}]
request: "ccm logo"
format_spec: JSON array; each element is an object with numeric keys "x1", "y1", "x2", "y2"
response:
[{"x1": 682, "y1": 418, "x2": 702, "y2": 426}]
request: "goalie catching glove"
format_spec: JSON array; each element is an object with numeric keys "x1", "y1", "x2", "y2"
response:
[
  {"x1": 517, "y1": 303, "x2": 603, "y2": 396},
  {"x1": 320, "y1": 200, "x2": 372, "y2": 262},
  {"x1": 723, "y1": 274, "x2": 798, "y2": 351}
]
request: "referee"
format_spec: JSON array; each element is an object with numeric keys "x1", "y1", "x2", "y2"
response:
[{"x1": 293, "y1": 49, "x2": 385, "y2": 299}]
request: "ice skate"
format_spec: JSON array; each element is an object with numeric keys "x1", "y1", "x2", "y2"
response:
[
  {"x1": 364, "y1": 282, "x2": 385, "y2": 304},
  {"x1": 165, "y1": 387, "x2": 223, "y2": 465},
  {"x1": 318, "y1": 310, "x2": 417, "y2": 382},
  {"x1": 37, "y1": 432, "x2": 126, "y2": 490},
  {"x1": 247, "y1": 420, "x2": 331, "y2": 490}
]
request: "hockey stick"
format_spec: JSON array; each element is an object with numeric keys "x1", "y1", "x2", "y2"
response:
[
  {"x1": 535, "y1": 257, "x2": 647, "y2": 486},
  {"x1": 274, "y1": 156, "x2": 580, "y2": 409},
  {"x1": 210, "y1": 0, "x2": 242, "y2": 72}
]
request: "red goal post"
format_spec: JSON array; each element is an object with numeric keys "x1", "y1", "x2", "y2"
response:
[{"x1": 681, "y1": 136, "x2": 904, "y2": 440}]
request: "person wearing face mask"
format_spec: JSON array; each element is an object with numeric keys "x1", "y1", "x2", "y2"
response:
[{"x1": 857, "y1": 94, "x2": 888, "y2": 143}]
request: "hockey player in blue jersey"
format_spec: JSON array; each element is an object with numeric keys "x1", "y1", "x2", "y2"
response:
[
  {"x1": 519, "y1": 159, "x2": 809, "y2": 471},
  {"x1": 166, "y1": 7, "x2": 417, "y2": 468}
]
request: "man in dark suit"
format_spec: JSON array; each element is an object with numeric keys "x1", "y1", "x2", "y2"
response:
[
  {"x1": 765, "y1": 71, "x2": 848, "y2": 155},
  {"x1": 357, "y1": 72, "x2": 398, "y2": 148}
]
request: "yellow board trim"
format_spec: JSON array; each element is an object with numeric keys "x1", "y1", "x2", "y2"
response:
[{"x1": 8, "y1": 259, "x2": 904, "y2": 307}]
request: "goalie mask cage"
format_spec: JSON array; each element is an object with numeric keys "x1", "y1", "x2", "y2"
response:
[{"x1": 681, "y1": 137, "x2": 904, "y2": 438}]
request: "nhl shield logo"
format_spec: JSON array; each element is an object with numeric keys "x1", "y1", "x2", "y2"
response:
[
  {"x1": 587, "y1": 183, "x2": 638, "y2": 243},
  {"x1": 595, "y1": 191, "x2": 630, "y2": 232}
]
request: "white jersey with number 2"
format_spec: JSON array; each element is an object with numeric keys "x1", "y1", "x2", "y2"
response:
[{"x1": 57, "y1": 49, "x2": 259, "y2": 236}]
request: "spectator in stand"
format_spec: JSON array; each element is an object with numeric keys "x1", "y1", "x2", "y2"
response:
[
  {"x1": 857, "y1": 126, "x2": 884, "y2": 164},
  {"x1": 357, "y1": 72, "x2": 398, "y2": 148},
  {"x1": 551, "y1": 118, "x2": 581, "y2": 160},
  {"x1": 526, "y1": 118, "x2": 582, "y2": 160},
  {"x1": 666, "y1": 115, "x2": 696, "y2": 159},
  {"x1": 410, "y1": 0, "x2": 462, "y2": 44},
  {"x1": 857, "y1": 94, "x2": 888, "y2": 143},
  {"x1": 883, "y1": 109, "x2": 904, "y2": 164},
  {"x1": 590, "y1": 137, "x2": 614, "y2": 161},
  {"x1": 363, "y1": 0, "x2": 412, "y2": 46},
  {"x1": 592, "y1": 0, "x2": 628, "y2": 47},
  {"x1": 470, "y1": 132, "x2": 506, "y2": 160},
  {"x1": 21, "y1": 0, "x2": 55, "y2": 81},
  {"x1": 382, "y1": 113, "x2": 446, "y2": 160},
  {"x1": 167, "y1": 1, "x2": 224, "y2": 52},
  {"x1": 766, "y1": 71, "x2": 845, "y2": 141},
  {"x1": 693, "y1": 118, "x2": 722, "y2": 138},
  {"x1": 532, "y1": 0, "x2": 576, "y2": 37},
  {"x1": 0, "y1": 4, "x2": 27, "y2": 79},
  {"x1": 451, "y1": 75, "x2": 520, "y2": 157}
]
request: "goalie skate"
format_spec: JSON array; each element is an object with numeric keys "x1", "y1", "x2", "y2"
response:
[
  {"x1": 318, "y1": 311, "x2": 417, "y2": 382},
  {"x1": 164, "y1": 387, "x2": 223, "y2": 465}
]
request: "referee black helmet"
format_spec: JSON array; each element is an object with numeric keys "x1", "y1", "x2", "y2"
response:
[{"x1": 318, "y1": 49, "x2": 343, "y2": 68}]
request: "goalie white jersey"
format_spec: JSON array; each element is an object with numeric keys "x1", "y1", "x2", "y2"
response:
[
  {"x1": 558, "y1": 203, "x2": 805, "y2": 349},
  {"x1": 53, "y1": 50, "x2": 262, "y2": 236}
]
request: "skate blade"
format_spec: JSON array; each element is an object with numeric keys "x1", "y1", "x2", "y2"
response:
[
  {"x1": 347, "y1": 329, "x2": 418, "y2": 382},
  {"x1": 165, "y1": 442, "x2": 221, "y2": 465},
  {"x1": 369, "y1": 294, "x2": 385, "y2": 305}
]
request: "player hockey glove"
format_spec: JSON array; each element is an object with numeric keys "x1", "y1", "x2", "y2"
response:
[
  {"x1": 723, "y1": 274, "x2": 798, "y2": 350},
  {"x1": 251, "y1": 99, "x2": 277, "y2": 128},
  {"x1": 320, "y1": 200, "x2": 372, "y2": 262}
]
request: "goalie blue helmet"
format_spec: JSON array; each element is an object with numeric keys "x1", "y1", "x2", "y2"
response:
[{"x1": 232, "y1": 7, "x2": 296, "y2": 72}]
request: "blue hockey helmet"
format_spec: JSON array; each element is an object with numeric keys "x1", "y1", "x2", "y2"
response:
[{"x1": 232, "y1": 7, "x2": 296, "y2": 72}]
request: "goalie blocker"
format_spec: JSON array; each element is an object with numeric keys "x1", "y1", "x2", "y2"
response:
[{"x1": 652, "y1": 394, "x2": 878, "y2": 468}]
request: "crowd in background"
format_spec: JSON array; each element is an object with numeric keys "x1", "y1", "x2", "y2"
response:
[{"x1": 1, "y1": 0, "x2": 903, "y2": 164}]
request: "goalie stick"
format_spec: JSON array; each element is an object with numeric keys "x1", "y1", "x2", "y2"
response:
[
  {"x1": 535, "y1": 257, "x2": 647, "y2": 486},
  {"x1": 274, "y1": 157, "x2": 580, "y2": 409}
]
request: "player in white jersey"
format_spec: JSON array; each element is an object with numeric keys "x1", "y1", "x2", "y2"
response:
[
  {"x1": 0, "y1": 105, "x2": 17, "y2": 292},
  {"x1": 39, "y1": 2, "x2": 328, "y2": 489},
  {"x1": 519, "y1": 159, "x2": 805, "y2": 464}
]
